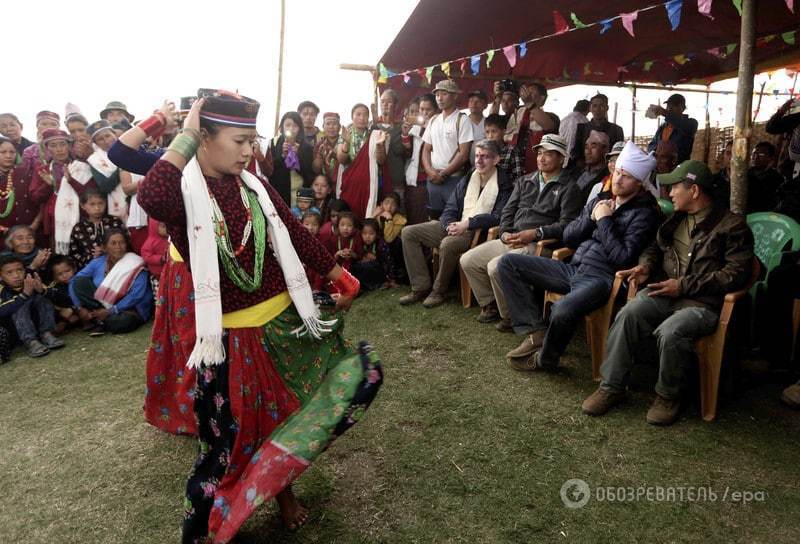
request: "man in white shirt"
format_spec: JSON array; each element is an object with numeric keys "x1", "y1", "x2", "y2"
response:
[
  {"x1": 559, "y1": 99, "x2": 590, "y2": 167},
  {"x1": 467, "y1": 89, "x2": 487, "y2": 166},
  {"x1": 421, "y1": 79, "x2": 474, "y2": 219}
]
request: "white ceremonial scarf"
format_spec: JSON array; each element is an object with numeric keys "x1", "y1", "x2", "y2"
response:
[
  {"x1": 126, "y1": 174, "x2": 148, "y2": 229},
  {"x1": 461, "y1": 168, "x2": 499, "y2": 221},
  {"x1": 88, "y1": 148, "x2": 128, "y2": 222},
  {"x1": 404, "y1": 125, "x2": 423, "y2": 188},
  {"x1": 54, "y1": 161, "x2": 92, "y2": 255},
  {"x1": 181, "y1": 158, "x2": 336, "y2": 369}
]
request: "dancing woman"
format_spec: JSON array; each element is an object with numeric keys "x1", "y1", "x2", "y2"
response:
[{"x1": 137, "y1": 92, "x2": 382, "y2": 544}]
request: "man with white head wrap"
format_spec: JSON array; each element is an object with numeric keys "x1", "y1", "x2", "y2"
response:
[
  {"x1": 496, "y1": 140, "x2": 661, "y2": 372},
  {"x1": 583, "y1": 160, "x2": 753, "y2": 426}
]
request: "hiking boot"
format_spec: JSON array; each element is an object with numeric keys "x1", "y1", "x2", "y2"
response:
[
  {"x1": 495, "y1": 318, "x2": 513, "y2": 333},
  {"x1": 40, "y1": 332, "x2": 65, "y2": 350},
  {"x1": 505, "y1": 330, "x2": 546, "y2": 359},
  {"x1": 508, "y1": 351, "x2": 555, "y2": 372},
  {"x1": 399, "y1": 290, "x2": 430, "y2": 306},
  {"x1": 780, "y1": 382, "x2": 800, "y2": 409},
  {"x1": 25, "y1": 339, "x2": 50, "y2": 358},
  {"x1": 582, "y1": 387, "x2": 627, "y2": 416},
  {"x1": 422, "y1": 292, "x2": 446, "y2": 309},
  {"x1": 477, "y1": 304, "x2": 500, "y2": 323},
  {"x1": 646, "y1": 394, "x2": 682, "y2": 426}
]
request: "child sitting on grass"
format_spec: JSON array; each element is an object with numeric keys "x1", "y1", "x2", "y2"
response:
[
  {"x1": 0, "y1": 254, "x2": 65, "y2": 358},
  {"x1": 69, "y1": 189, "x2": 126, "y2": 270},
  {"x1": 325, "y1": 211, "x2": 361, "y2": 270},
  {"x1": 351, "y1": 218, "x2": 395, "y2": 292},
  {"x1": 140, "y1": 219, "x2": 169, "y2": 296},
  {"x1": 301, "y1": 211, "x2": 324, "y2": 291},
  {"x1": 311, "y1": 174, "x2": 333, "y2": 221},
  {"x1": 373, "y1": 192, "x2": 408, "y2": 284},
  {"x1": 291, "y1": 187, "x2": 320, "y2": 219},
  {"x1": 318, "y1": 198, "x2": 350, "y2": 247},
  {"x1": 45, "y1": 255, "x2": 80, "y2": 334}
]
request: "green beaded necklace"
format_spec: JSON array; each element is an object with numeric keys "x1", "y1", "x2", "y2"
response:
[
  {"x1": 208, "y1": 181, "x2": 266, "y2": 293},
  {"x1": 0, "y1": 169, "x2": 15, "y2": 219}
]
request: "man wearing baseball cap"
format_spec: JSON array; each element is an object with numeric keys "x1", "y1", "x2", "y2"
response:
[
  {"x1": 461, "y1": 133, "x2": 581, "y2": 329},
  {"x1": 647, "y1": 93, "x2": 698, "y2": 163},
  {"x1": 583, "y1": 160, "x2": 753, "y2": 426},
  {"x1": 497, "y1": 140, "x2": 660, "y2": 372},
  {"x1": 421, "y1": 79, "x2": 474, "y2": 219}
]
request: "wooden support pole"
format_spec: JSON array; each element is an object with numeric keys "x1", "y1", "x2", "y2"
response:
[
  {"x1": 704, "y1": 85, "x2": 712, "y2": 164},
  {"x1": 631, "y1": 85, "x2": 637, "y2": 140},
  {"x1": 730, "y1": 0, "x2": 756, "y2": 214},
  {"x1": 273, "y1": 0, "x2": 286, "y2": 135}
]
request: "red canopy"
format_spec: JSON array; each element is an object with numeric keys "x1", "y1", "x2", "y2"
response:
[{"x1": 378, "y1": 0, "x2": 800, "y2": 106}]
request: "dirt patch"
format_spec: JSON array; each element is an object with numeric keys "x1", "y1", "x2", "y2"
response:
[{"x1": 326, "y1": 449, "x2": 390, "y2": 540}]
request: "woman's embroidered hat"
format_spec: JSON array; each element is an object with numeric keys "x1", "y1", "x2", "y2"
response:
[{"x1": 199, "y1": 89, "x2": 260, "y2": 128}]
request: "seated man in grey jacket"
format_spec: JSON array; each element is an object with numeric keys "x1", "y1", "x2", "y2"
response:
[
  {"x1": 459, "y1": 134, "x2": 581, "y2": 330},
  {"x1": 400, "y1": 139, "x2": 512, "y2": 308}
]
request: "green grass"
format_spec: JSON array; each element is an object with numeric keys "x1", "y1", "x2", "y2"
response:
[{"x1": 1, "y1": 288, "x2": 799, "y2": 543}]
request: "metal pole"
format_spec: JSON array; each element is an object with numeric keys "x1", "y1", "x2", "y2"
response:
[
  {"x1": 730, "y1": 0, "x2": 756, "y2": 215},
  {"x1": 273, "y1": 0, "x2": 286, "y2": 135}
]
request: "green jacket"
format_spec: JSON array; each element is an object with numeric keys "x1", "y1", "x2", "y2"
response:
[{"x1": 639, "y1": 206, "x2": 754, "y2": 310}]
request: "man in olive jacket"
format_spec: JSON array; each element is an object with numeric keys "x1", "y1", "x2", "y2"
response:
[{"x1": 582, "y1": 160, "x2": 754, "y2": 426}]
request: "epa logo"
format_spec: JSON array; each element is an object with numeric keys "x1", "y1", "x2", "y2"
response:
[{"x1": 560, "y1": 478, "x2": 591, "y2": 509}]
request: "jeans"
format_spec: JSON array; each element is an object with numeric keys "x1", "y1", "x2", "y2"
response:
[
  {"x1": 497, "y1": 254, "x2": 613, "y2": 366},
  {"x1": 600, "y1": 288, "x2": 719, "y2": 399},
  {"x1": 11, "y1": 294, "x2": 56, "y2": 342},
  {"x1": 72, "y1": 276, "x2": 145, "y2": 333},
  {"x1": 427, "y1": 175, "x2": 461, "y2": 219}
]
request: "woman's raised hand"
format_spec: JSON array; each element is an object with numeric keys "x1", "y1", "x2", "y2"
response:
[
  {"x1": 184, "y1": 97, "x2": 205, "y2": 132},
  {"x1": 159, "y1": 100, "x2": 179, "y2": 133}
]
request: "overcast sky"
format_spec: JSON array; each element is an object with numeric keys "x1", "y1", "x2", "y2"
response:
[{"x1": 6, "y1": 0, "x2": 793, "y2": 141}]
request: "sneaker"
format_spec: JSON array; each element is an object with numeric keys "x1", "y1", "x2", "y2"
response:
[
  {"x1": 646, "y1": 394, "x2": 681, "y2": 426},
  {"x1": 582, "y1": 387, "x2": 627, "y2": 416},
  {"x1": 495, "y1": 318, "x2": 513, "y2": 333},
  {"x1": 508, "y1": 351, "x2": 555, "y2": 372},
  {"x1": 781, "y1": 382, "x2": 800, "y2": 409},
  {"x1": 505, "y1": 330, "x2": 546, "y2": 359},
  {"x1": 25, "y1": 339, "x2": 50, "y2": 358},
  {"x1": 399, "y1": 290, "x2": 430, "y2": 306},
  {"x1": 477, "y1": 304, "x2": 500, "y2": 323},
  {"x1": 40, "y1": 332, "x2": 66, "y2": 350},
  {"x1": 422, "y1": 292, "x2": 446, "y2": 309}
]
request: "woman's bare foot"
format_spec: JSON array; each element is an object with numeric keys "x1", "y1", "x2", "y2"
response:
[{"x1": 276, "y1": 486, "x2": 309, "y2": 531}]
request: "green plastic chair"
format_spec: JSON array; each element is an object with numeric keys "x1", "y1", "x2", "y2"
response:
[{"x1": 746, "y1": 212, "x2": 800, "y2": 298}]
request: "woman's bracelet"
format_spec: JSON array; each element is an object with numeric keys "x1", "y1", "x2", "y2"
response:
[
  {"x1": 139, "y1": 112, "x2": 167, "y2": 139},
  {"x1": 167, "y1": 132, "x2": 200, "y2": 161},
  {"x1": 333, "y1": 268, "x2": 360, "y2": 298}
]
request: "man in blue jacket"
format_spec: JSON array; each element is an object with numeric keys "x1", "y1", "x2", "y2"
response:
[
  {"x1": 497, "y1": 142, "x2": 661, "y2": 370},
  {"x1": 400, "y1": 139, "x2": 512, "y2": 308}
]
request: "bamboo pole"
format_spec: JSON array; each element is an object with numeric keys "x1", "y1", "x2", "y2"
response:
[
  {"x1": 730, "y1": 0, "x2": 756, "y2": 215},
  {"x1": 704, "y1": 84, "x2": 711, "y2": 164},
  {"x1": 631, "y1": 85, "x2": 637, "y2": 140},
  {"x1": 273, "y1": 0, "x2": 286, "y2": 135}
]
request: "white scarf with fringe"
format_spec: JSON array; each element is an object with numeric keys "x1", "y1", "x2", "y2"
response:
[
  {"x1": 181, "y1": 158, "x2": 336, "y2": 369},
  {"x1": 460, "y1": 168, "x2": 499, "y2": 221},
  {"x1": 55, "y1": 161, "x2": 93, "y2": 255},
  {"x1": 94, "y1": 252, "x2": 145, "y2": 308}
]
